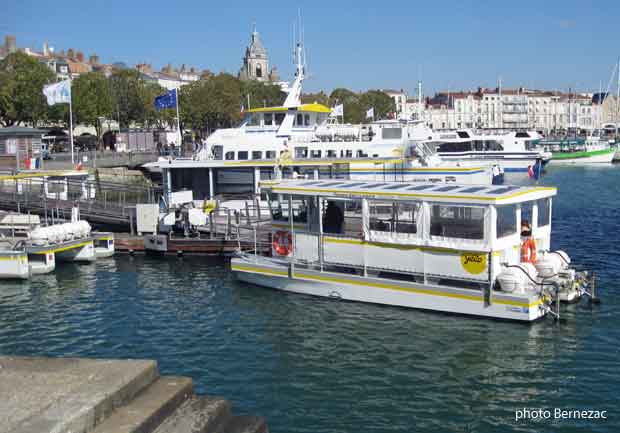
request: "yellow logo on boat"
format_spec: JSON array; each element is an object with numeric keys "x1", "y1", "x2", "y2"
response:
[{"x1": 460, "y1": 253, "x2": 487, "y2": 274}]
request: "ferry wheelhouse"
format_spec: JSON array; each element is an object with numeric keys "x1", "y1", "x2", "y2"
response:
[
  {"x1": 431, "y1": 129, "x2": 549, "y2": 173},
  {"x1": 232, "y1": 179, "x2": 594, "y2": 322}
]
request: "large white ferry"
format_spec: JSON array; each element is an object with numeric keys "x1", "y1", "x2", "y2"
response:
[
  {"x1": 165, "y1": 41, "x2": 505, "y2": 195},
  {"x1": 232, "y1": 179, "x2": 596, "y2": 322},
  {"x1": 430, "y1": 129, "x2": 549, "y2": 174}
]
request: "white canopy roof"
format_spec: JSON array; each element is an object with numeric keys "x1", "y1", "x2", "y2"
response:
[{"x1": 262, "y1": 179, "x2": 556, "y2": 205}]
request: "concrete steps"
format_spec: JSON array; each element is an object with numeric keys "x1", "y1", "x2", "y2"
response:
[
  {"x1": 91, "y1": 376, "x2": 193, "y2": 433},
  {"x1": 1, "y1": 356, "x2": 268, "y2": 433},
  {"x1": 153, "y1": 396, "x2": 231, "y2": 433}
]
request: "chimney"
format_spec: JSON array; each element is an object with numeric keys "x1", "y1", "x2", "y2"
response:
[
  {"x1": 76, "y1": 51, "x2": 84, "y2": 62},
  {"x1": 5, "y1": 35, "x2": 16, "y2": 53},
  {"x1": 88, "y1": 53, "x2": 99, "y2": 65},
  {"x1": 67, "y1": 48, "x2": 75, "y2": 59}
]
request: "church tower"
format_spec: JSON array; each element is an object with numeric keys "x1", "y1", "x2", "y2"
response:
[{"x1": 239, "y1": 24, "x2": 269, "y2": 82}]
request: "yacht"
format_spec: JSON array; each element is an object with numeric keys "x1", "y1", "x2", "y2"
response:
[{"x1": 429, "y1": 129, "x2": 549, "y2": 174}]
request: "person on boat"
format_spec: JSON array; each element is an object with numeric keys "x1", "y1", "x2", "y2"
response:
[
  {"x1": 520, "y1": 219, "x2": 537, "y2": 263},
  {"x1": 323, "y1": 201, "x2": 344, "y2": 234}
]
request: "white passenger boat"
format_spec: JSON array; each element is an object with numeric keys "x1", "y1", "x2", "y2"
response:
[
  {"x1": 232, "y1": 179, "x2": 594, "y2": 322},
  {"x1": 0, "y1": 241, "x2": 29, "y2": 279},
  {"x1": 151, "y1": 40, "x2": 505, "y2": 198},
  {"x1": 431, "y1": 129, "x2": 549, "y2": 175}
]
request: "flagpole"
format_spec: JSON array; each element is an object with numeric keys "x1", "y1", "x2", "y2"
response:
[
  {"x1": 175, "y1": 88, "x2": 181, "y2": 151},
  {"x1": 69, "y1": 84, "x2": 75, "y2": 165}
]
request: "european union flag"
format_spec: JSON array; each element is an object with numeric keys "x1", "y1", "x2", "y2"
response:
[{"x1": 154, "y1": 89, "x2": 177, "y2": 111}]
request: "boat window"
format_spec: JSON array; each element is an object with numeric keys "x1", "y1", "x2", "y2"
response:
[
  {"x1": 435, "y1": 185, "x2": 460, "y2": 192},
  {"x1": 356, "y1": 150, "x2": 368, "y2": 157},
  {"x1": 310, "y1": 149, "x2": 322, "y2": 158},
  {"x1": 537, "y1": 198, "x2": 550, "y2": 227},
  {"x1": 457, "y1": 131, "x2": 470, "y2": 138},
  {"x1": 461, "y1": 186, "x2": 487, "y2": 193},
  {"x1": 212, "y1": 145, "x2": 223, "y2": 160},
  {"x1": 304, "y1": 114, "x2": 310, "y2": 126},
  {"x1": 295, "y1": 147, "x2": 308, "y2": 158},
  {"x1": 473, "y1": 140, "x2": 484, "y2": 151},
  {"x1": 496, "y1": 204, "x2": 517, "y2": 238},
  {"x1": 275, "y1": 113, "x2": 285, "y2": 125},
  {"x1": 266, "y1": 150, "x2": 276, "y2": 159},
  {"x1": 247, "y1": 114, "x2": 259, "y2": 127},
  {"x1": 237, "y1": 151, "x2": 248, "y2": 160},
  {"x1": 382, "y1": 128, "x2": 402, "y2": 140},
  {"x1": 430, "y1": 205, "x2": 485, "y2": 240},
  {"x1": 271, "y1": 197, "x2": 308, "y2": 223},
  {"x1": 327, "y1": 150, "x2": 337, "y2": 157},
  {"x1": 485, "y1": 140, "x2": 504, "y2": 151},
  {"x1": 437, "y1": 142, "x2": 472, "y2": 152},
  {"x1": 369, "y1": 201, "x2": 418, "y2": 234},
  {"x1": 344, "y1": 149, "x2": 353, "y2": 158},
  {"x1": 296, "y1": 113, "x2": 303, "y2": 126},
  {"x1": 225, "y1": 151, "x2": 235, "y2": 160},
  {"x1": 407, "y1": 184, "x2": 435, "y2": 191},
  {"x1": 264, "y1": 113, "x2": 273, "y2": 126},
  {"x1": 252, "y1": 151, "x2": 263, "y2": 159}
]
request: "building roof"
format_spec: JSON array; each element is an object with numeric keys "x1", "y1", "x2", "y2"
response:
[
  {"x1": 247, "y1": 28, "x2": 267, "y2": 58},
  {"x1": 260, "y1": 179, "x2": 556, "y2": 205},
  {"x1": 0, "y1": 126, "x2": 46, "y2": 137}
]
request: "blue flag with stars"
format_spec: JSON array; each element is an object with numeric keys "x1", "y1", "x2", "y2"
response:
[{"x1": 154, "y1": 89, "x2": 177, "y2": 110}]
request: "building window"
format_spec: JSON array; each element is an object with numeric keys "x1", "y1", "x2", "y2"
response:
[{"x1": 256, "y1": 64, "x2": 262, "y2": 78}]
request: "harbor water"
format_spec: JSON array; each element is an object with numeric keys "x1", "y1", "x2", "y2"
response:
[{"x1": 1, "y1": 166, "x2": 619, "y2": 433}]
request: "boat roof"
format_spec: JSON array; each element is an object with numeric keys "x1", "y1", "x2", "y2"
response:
[
  {"x1": 247, "y1": 103, "x2": 331, "y2": 114},
  {"x1": 261, "y1": 179, "x2": 556, "y2": 205}
]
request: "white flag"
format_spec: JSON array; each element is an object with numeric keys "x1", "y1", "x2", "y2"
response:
[
  {"x1": 43, "y1": 80, "x2": 71, "y2": 105},
  {"x1": 331, "y1": 103, "x2": 344, "y2": 117},
  {"x1": 366, "y1": 107, "x2": 374, "y2": 119}
]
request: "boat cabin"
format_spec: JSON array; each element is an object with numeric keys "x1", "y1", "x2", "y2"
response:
[{"x1": 263, "y1": 179, "x2": 555, "y2": 287}]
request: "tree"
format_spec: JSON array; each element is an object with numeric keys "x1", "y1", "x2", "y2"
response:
[
  {"x1": 0, "y1": 52, "x2": 55, "y2": 127},
  {"x1": 329, "y1": 88, "x2": 361, "y2": 123},
  {"x1": 241, "y1": 80, "x2": 284, "y2": 109},
  {"x1": 108, "y1": 69, "x2": 145, "y2": 128},
  {"x1": 301, "y1": 91, "x2": 329, "y2": 106},
  {"x1": 141, "y1": 82, "x2": 174, "y2": 129},
  {"x1": 72, "y1": 72, "x2": 113, "y2": 146},
  {"x1": 358, "y1": 90, "x2": 396, "y2": 122},
  {"x1": 180, "y1": 73, "x2": 242, "y2": 135}
]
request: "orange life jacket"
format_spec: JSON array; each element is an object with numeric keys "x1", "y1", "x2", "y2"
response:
[{"x1": 521, "y1": 237, "x2": 537, "y2": 263}]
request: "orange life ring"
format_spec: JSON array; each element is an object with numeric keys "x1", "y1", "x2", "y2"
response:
[
  {"x1": 272, "y1": 231, "x2": 292, "y2": 256},
  {"x1": 521, "y1": 237, "x2": 537, "y2": 263}
]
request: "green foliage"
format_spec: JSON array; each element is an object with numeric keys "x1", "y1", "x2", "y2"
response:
[
  {"x1": 241, "y1": 80, "x2": 284, "y2": 108},
  {"x1": 0, "y1": 52, "x2": 56, "y2": 127},
  {"x1": 180, "y1": 73, "x2": 242, "y2": 134},
  {"x1": 301, "y1": 91, "x2": 329, "y2": 106},
  {"x1": 108, "y1": 69, "x2": 146, "y2": 128},
  {"x1": 72, "y1": 72, "x2": 113, "y2": 143},
  {"x1": 328, "y1": 88, "x2": 395, "y2": 123}
]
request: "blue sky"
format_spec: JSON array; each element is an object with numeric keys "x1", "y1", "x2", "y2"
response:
[{"x1": 3, "y1": 0, "x2": 619, "y2": 96}]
